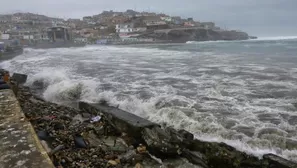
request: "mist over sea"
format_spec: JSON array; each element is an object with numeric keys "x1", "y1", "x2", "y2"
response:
[{"x1": 1, "y1": 37, "x2": 297, "y2": 161}]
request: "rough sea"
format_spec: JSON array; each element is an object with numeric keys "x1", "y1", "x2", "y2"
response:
[{"x1": 1, "y1": 37, "x2": 297, "y2": 162}]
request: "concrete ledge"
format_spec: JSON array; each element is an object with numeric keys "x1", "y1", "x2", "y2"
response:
[
  {"x1": 0, "y1": 89, "x2": 54, "y2": 168},
  {"x1": 79, "y1": 102, "x2": 158, "y2": 138}
]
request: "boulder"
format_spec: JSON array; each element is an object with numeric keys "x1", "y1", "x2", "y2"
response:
[
  {"x1": 181, "y1": 149, "x2": 208, "y2": 168},
  {"x1": 74, "y1": 135, "x2": 88, "y2": 148},
  {"x1": 0, "y1": 83, "x2": 10, "y2": 90},
  {"x1": 189, "y1": 140, "x2": 263, "y2": 168},
  {"x1": 263, "y1": 154, "x2": 297, "y2": 168},
  {"x1": 11, "y1": 73, "x2": 27, "y2": 85},
  {"x1": 142, "y1": 126, "x2": 182, "y2": 157}
]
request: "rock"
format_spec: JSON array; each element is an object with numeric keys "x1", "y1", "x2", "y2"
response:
[
  {"x1": 178, "y1": 129, "x2": 194, "y2": 141},
  {"x1": 182, "y1": 149, "x2": 208, "y2": 168},
  {"x1": 87, "y1": 123, "x2": 105, "y2": 135},
  {"x1": 71, "y1": 114, "x2": 88, "y2": 125},
  {"x1": 11, "y1": 73, "x2": 27, "y2": 85},
  {"x1": 147, "y1": 153, "x2": 163, "y2": 164},
  {"x1": 137, "y1": 144, "x2": 147, "y2": 154},
  {"x1": 263, "y1": 154, "x2": 297, "y2": 168},
  {"x1": 131, "y1": 154, "x2": 144, "y2": 165},
  {"x1": 135, "y1": 163, "x2": 144, "y2": 168},
  {"x1": 74, "y1": 135, "x2": 88, "y2": 148},
  {"x1": 52, "y1": 121, "x2": 65, "y2": 130},
  {"x1": 119, "y1": 149, "x2": 137, "y2": 163},
  {"x1": 165, "y1": 127, "x2": 194, "y2": 148},
  {"x1": 37, "y1": 130, "x2": 50, "y2": 141},
  {"x1": 107, "y1": 160, "x2": 118, "y2": 166},
  {"x1": 50, "y1": 145, "x2": 65, "y2": 155},
  {"x1": 85, "y1": 131, "x2": 102, "y2": 147},
  {"x1": 142, "y1": 126, "x2": 181, "y2": 157},
  {"x1": 189, "y1": 140, "x2": 262, "y2": 168},
  {"x1": 82, "y1": 113, "x2": 92, "y2": 118},
  {"x1": 0, "y1": 83, "x2": 10, "y2": 90},
  {"x1": 29, "y1": 97, "x2": 45, "y2": 104}
]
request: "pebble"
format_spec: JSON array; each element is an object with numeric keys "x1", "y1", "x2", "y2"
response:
[
  {"x1": 15, "y1": 86, "x2": 160, "y2": 168},
  {"x1": 107, "y1": 160, "x2": 118, "y2": 166},
  {"x1": 135, "y1": 163, "x2": 144, "y2": 168}
]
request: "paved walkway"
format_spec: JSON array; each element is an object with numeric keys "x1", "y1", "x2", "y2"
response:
[{"x1": 0, "y1": 89, "x2": 53, "y2": 168}]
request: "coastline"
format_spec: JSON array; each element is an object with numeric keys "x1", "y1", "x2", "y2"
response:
[
  {"x1": 3, "y1": 73, "x2": 295, "y2": 168},
  {"x1": 2, "y1": 40, "x2": 296, "y2": 167}
]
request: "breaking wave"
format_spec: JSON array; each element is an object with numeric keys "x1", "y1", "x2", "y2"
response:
[
  {"x1": 256, "y1": 36, "x2": 297, "y2": 41},
  {"x1": 1, "y1": 40, "x2": 297, "y2": 162}
]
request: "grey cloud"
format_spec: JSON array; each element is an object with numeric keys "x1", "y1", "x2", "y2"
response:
[{"x1": 1, "y1": 0, "x2": 297, "y2": 36}]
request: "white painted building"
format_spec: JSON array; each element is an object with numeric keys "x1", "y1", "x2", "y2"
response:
[
  {"x1": 0, "y1": 34, "x2": 10, "y2": 40},
  {"x1": 23, "y1": 35, "x2": 34, "y2": 40},
  {"x1": 115, "y1": 23, "x2": 135, "y2": 33}
]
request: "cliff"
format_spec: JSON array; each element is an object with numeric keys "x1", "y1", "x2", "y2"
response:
[{"x1": 140, "y1": 28, "x2": 250, "y2": 43}]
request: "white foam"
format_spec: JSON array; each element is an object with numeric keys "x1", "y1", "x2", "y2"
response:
[
  {"x1": 2, "y1": 43, "x2": 297, "y2": 163},
  {"x1": 256, "y1": 36, "x2": 297, "y2": 41}
]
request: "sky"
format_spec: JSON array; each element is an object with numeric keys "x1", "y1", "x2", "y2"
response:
[{"x1": 1, "y1": 0, "x2": 297, "y2": 36}]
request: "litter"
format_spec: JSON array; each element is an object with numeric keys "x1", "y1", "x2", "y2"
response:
[{"x1": 90, "y1": 116, "x2": 101, "y2": 123}]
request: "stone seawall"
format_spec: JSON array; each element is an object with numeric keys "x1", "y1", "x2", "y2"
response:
[{"x1": 0, "y1": 89, "x2": 54, "y2": 168}]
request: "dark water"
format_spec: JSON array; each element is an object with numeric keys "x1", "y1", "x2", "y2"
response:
[{"x1": 1, "y1": 38, "x2": 297, "y2": 161}]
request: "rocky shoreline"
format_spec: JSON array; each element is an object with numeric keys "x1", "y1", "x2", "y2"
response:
[{"x1": 12, "y1": 83, "x2": 297, "y2": 168}]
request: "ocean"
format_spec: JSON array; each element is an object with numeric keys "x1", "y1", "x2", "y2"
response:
[{"x1": 1, "y1": 37, "x2": 297, "y2": 162}]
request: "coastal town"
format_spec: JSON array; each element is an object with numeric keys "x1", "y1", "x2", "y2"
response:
[{"x1": 0, "y1": 10, "x2": 255, "y2": 49}]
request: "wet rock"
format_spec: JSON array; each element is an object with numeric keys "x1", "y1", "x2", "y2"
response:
[
  {"x1": 74, "y1": 135, "x2": 88, "y2": 148},
  {"x1": 182, "y1": 149, "x2": 208, "y2": 168},
  {"x1": 71, "y1": 114, "x2": 87, "y2": 125},
  {"x1": 37, "y1": 130, "x2": 50, "y2": 141},
  {"x1": 107, "y1": 160, "x2": 119, "y2": 166},
  {"x1": 137, "y1": 144, "x2": 147, "y2": 154},
  {"x1": 263, "y1": 154, "x2": 297, "y2": 168},
  {"x1": 0, "y1": 83, "x2": 10, "y2": 90},
  {"x1": 94, "y1": 125, "x2": 105, "y2": 135},
  {"x1": 29, "y1": 97, "x2": 44, "y2": 104},
  {"x1": 52, "y1": 121, "x2": 65, "y2": 130},
  {"x1": 50, "y1": 144, "x2": 65, "y2": 155},
  {"x1": 11, "y1": 73, "x2": 27, "y2": 84},
  {"x1": 82, "y1": 113, "x2": 92, "y2": 118},
  {"x1": 142, "y1": 126, "x2": 181, "y2": 157},
  {"x1": 131, "y1": 154, "x2": 144, "y2": 165},
  {"x1": 102, "y1": 136, "x2": 128, "y2": 152},
  {"x1": 166, "y1": 128, "x2": 194, "y2": 147},
  {"x1": 119, "y1": 149, "x2": 137, "y2": 163},
  {"x1": 189, "y1": 139, "x2": 262, "y2": 168},
  {"x1": 135, "y1": 163, "x2": 144, "y2": 168},
  {"x1": 85, "y1": 131, "x2": 102, "y2": 147},
  {"x1": 178, "y1": 129, "x2": 194, "y2": 141}
]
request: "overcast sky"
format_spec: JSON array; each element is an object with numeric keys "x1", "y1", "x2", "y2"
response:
[{"x1": 1, "y1": 0, "x2": 296, "y2": 36}]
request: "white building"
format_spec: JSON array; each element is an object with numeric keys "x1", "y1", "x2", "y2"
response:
[
  {"x1": 0, "y1": 34, "x2": 10, "y2": 40},
  {"x1": 115, "y1": 23, "x2": 135, "y2": 33}
]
